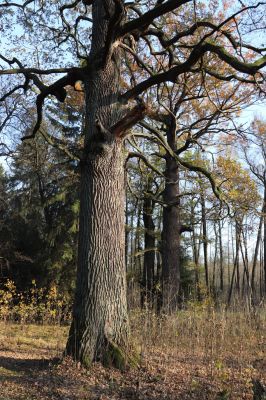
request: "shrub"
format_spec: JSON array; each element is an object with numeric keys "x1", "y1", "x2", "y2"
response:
[{"x1": 0, "y1": 279, "x2": 71, "y2": 324}]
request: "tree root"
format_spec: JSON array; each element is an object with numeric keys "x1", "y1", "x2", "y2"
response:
[{"x1": 102, "y1": 339, "x2": 140, "y2": 371}]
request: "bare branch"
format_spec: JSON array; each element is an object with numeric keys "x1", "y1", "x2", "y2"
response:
[
  {"x1": 127, "y1": 150, "x2": 164, "y2": 176},
  {"x1": 0, "y1": 0, "x2": 34, "y2": 8},
  {"x1": 39, "y1": 128, "x2": 81, "y2": 161}
]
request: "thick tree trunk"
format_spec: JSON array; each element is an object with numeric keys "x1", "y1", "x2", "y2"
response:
[
  {"x1": 162, "y1": 123, "x2": 181, "y2": 312},
  {"x1": 66, "y1": 146, "x2": 129, "y2": 366},
  {"x1": 125, "y1": 188, "x2": 129, "y2": 272},
  {"x1": 66, "y1": 1, "x2": 130, "y2": 368}
]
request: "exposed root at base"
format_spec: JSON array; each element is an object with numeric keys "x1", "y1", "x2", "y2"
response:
[{"x1": 103, "y1": 339, "x2": 140, "y2": 371}]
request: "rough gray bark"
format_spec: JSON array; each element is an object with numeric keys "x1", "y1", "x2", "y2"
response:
[
  {"x1": 125, "y1": 188, "x2": 129, "y2": 271},
  {"x1": 66, "y1": 144, "x2": 129, "y2": 366},
  {"x1": 66, "y1": 1, "x2": 130, "y2": 367},
  {"x1": 1, "y1": 0, "x2": 266, "y2": 370}
]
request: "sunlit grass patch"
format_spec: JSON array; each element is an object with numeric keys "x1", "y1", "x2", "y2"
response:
[{"x1": 0, "y1": 323, "x2": 68, "y2": 353}]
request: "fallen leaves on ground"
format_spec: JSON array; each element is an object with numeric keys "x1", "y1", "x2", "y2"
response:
[{"x1": 0, "y1": 317, "x2": 264, "y2": 400}]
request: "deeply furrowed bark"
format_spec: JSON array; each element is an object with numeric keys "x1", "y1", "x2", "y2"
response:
[
  {"x1": 66, "y1": 144, "x2": 129, "y2": 366},
  {"x1": 66, "y1": 0, "x2": 131, "y2": 368}
]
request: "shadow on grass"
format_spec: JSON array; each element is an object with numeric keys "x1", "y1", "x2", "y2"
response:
[
  {"x1": 0, "y1": 355, "x2": 60, "y2": 376},
  {"x1": 0, "y1": 354, "x2": 210, "y2": 400},
  {"x1": 0, "y1": 353, "x2": 253, "y2": 400},
  {"x1": 0, "y1": 355, "x2": 81, "y2": 400}
]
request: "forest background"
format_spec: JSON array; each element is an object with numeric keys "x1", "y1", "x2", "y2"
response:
[{"x1": 0, "y1": 0, "x2": 265, "y2": 399}]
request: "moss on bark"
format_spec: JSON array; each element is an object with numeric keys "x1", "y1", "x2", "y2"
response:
[{"x1": 102, "y1": 340, "x2": 140, "y2": 371}]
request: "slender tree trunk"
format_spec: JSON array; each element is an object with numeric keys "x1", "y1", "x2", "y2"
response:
[
  {"x1": 130, "y1": 199, "x2": 137, "y2": 272},
  {"x1": 192, "y1": 221, "x2": 201, "y2": 301},
  {"x1": 251, "y1": 211, "x2": 263, "y2": 293},
  {"x1": 201, "y1": 194, "x2": 209, "y2": 289},
  {"x1": 135, "y1": 200, "x2": 142, "y2": 283},
  {"x1": 240, "y1": 233, "x2": 250, "y2": 299},
  {"x1": 228, "y1": 222, "x2": 240, "y2": 305},
  {"x1": 141, "y1": 183, "x2": 155, "y2": 308},
  {"x1": 235, "y1": 221, "x2": 241, "y2": 293},
  {"x1": 156, "y1": 204, "x2": 163, "y2": 313},
  {"x1": 212, "y1": 222, "x2": 218, "y2": 293},
  {"x1": 218, "y1": 219, "x2": 224, "y2": 292},
  {"x1": 162, "y1": 122, "x2": 181, "y2": 312},
  {"x1": 263, "y1": 185, "x2": 266, "y2": 293},
  {"x1": 260, "y1": 238, "x2": 263, "y2": 298},
  {"x1": 66, "y1": 2, "x2": 130, "y2": 367},
  {"x1": 227, "y1": 223, "x2": 231, "y2": 288}
]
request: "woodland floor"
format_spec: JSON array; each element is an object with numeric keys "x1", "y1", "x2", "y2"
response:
[{"x1": 0, "y1": 309, "x2": 265, "y2": 400}]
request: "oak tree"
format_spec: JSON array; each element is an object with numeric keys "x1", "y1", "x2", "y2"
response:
[{"x1": 0, "y1": 0, "x2": 266, "y2": 367}]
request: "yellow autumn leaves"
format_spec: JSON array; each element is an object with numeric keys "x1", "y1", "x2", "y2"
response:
[{"x1": 215, "y1": 155, "x2": 260, "y2": 214}]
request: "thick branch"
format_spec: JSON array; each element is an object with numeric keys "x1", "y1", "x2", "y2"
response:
[
  {"x1": 21, "y1": 70, "x2": 82, "y2": 140},
  {"x1": 203, "y1": 68, "x2": 263, "y2": 84},
  {"x1": 103, "y1": 0, "x2": 125, "y2": 64},
  {"x1": 206, "y1": 41, "x2": 266, "y2": 74},
  {"x1": 179, "y1": 225, "x2": 194, "y2": 234},
  {"x1": 111, "y1": 103, "x2": 147, "y2": 138},
  {"x1": 121, "y1": 40, "x2": 266, "y2": 102},
  {"x1": 0, "y1": 66, "x2": 79, "y2": 76},
  {"x1": 120, "y1": 0, "x2": 191, "y2": 36}
]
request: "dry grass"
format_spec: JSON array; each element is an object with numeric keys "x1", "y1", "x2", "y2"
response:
[{"x1": 0, "y1": 305, "x2": 265, "y2": 399}]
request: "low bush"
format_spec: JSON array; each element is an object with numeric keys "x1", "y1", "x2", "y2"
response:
[{"x1": 0, "y1": 279, "x2": 71, "y2": 324}]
